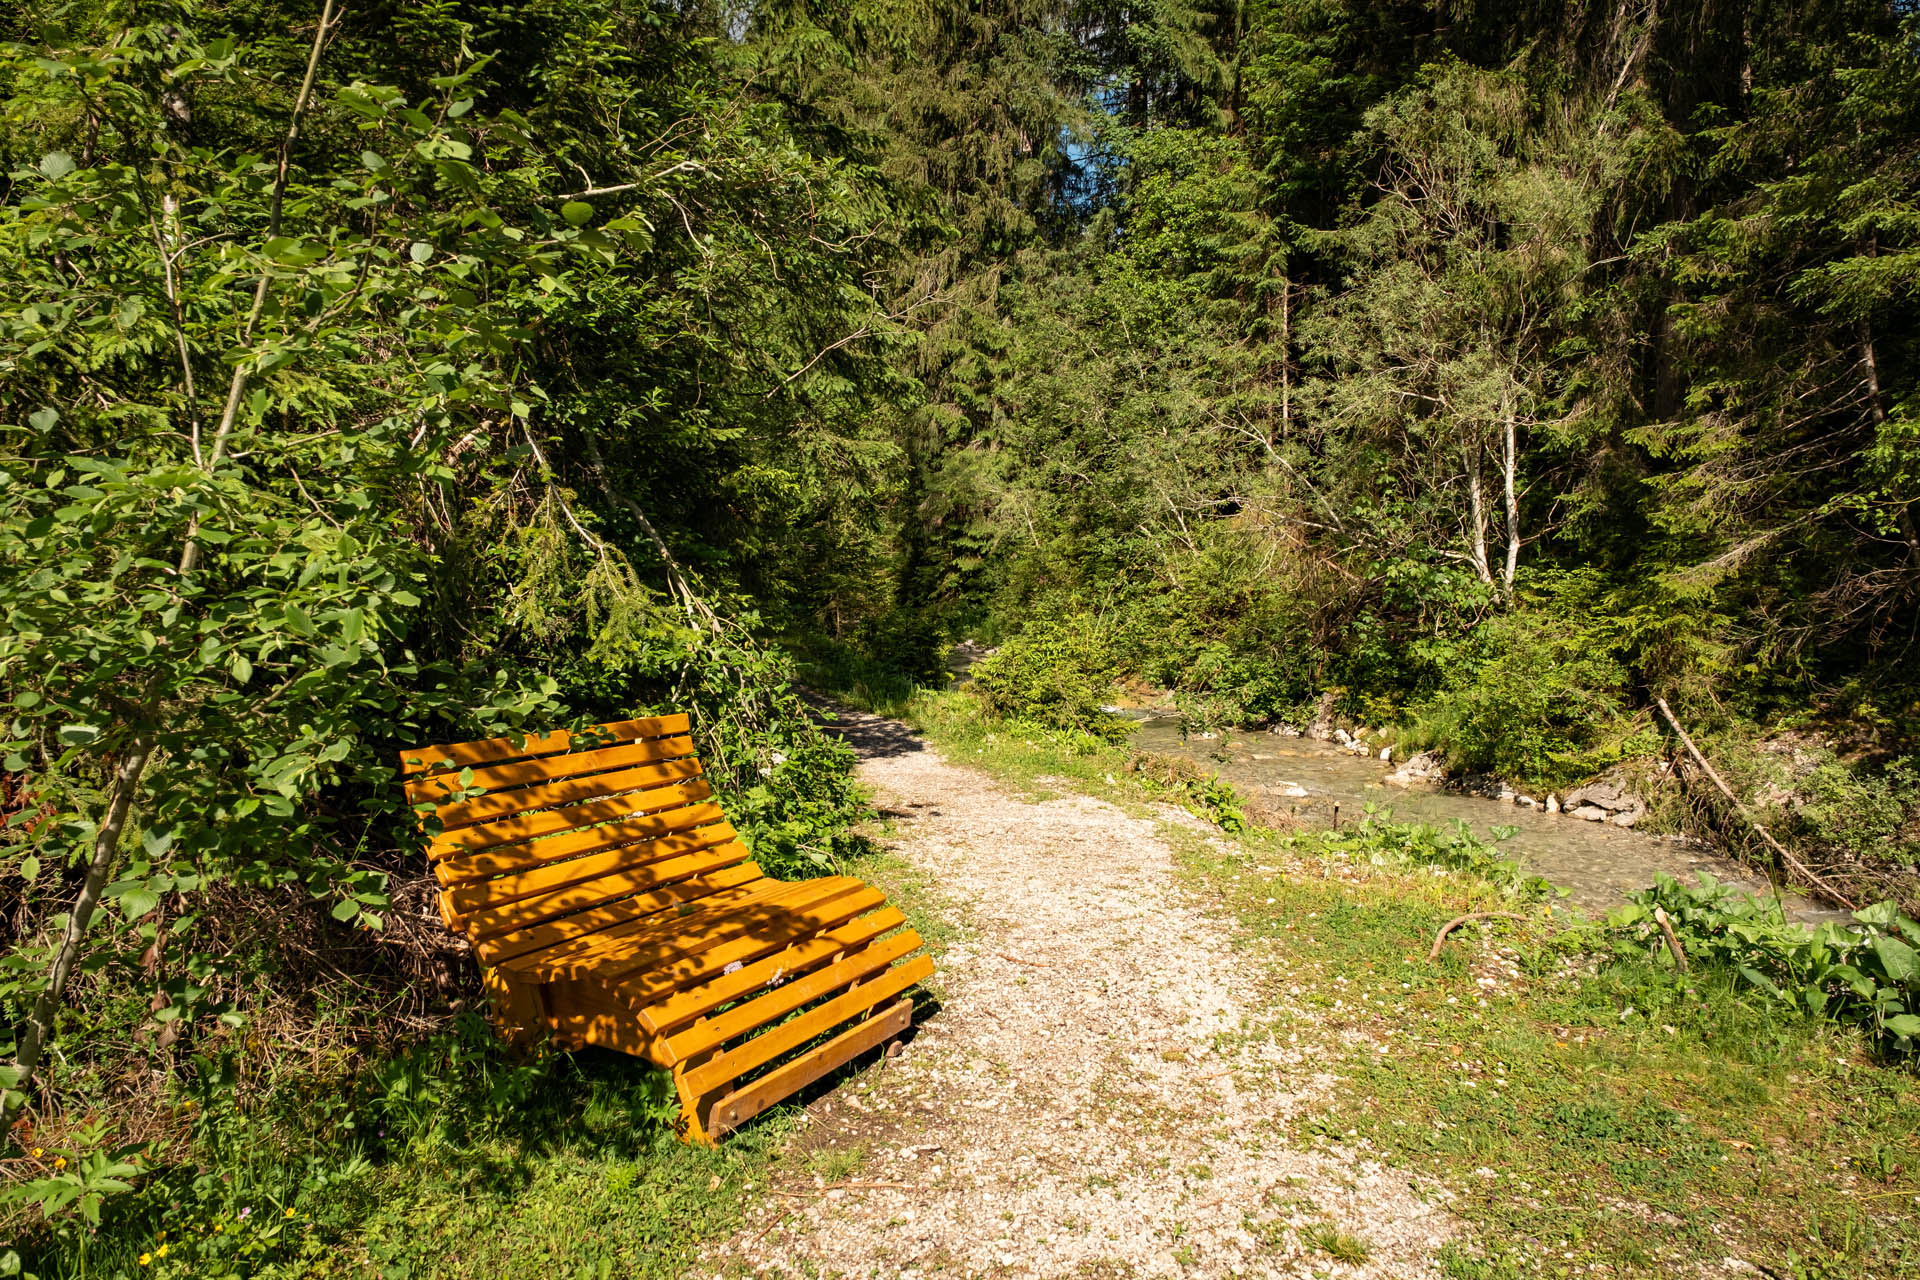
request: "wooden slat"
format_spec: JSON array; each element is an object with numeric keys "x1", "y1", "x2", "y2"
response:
[
  {"x1": 399, "y1": 714, "x2": 692, "y2": 776},
  {"x1": 705, "y1": 1000, "x2": 912, "y2": 1141},
  {"x1": 481, "y1": 864, "x2": 766, "y2": 967},
  {"x1": 405, "y1": 734, "x2": 696, "y2": 805},
  {"x1": 441, "y1": 824, "x2": 740, "y2": 915},
  {"x1": 534, "y1": 876, "x2": 867, "y2": 980},
  {"x1": 662, "y1": 928, "x2": 924, "y2": 1063},
  {"x1": 428, "y1": 781, "x2": 714, "y2": 860},
  {"x1": 434, "y1": 757, "x2": 703, "y2": 831},
  {"x1": 628, "y1": 897, "x2": 898, "y2": 1025},
  {"x1": 453, "y1": 841, "x2": 754, "y2": 938},
  {"x1": 434, "y1": 802, "x2": 727, "y2": 882},
  {"x1": 679, "y1": 953, "x2": 934, "y2": 1097}
]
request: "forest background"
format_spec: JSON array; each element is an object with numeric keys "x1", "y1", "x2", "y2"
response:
[{"x1": 2, "y1": 0, "x2": 1919, "y2": 1270}]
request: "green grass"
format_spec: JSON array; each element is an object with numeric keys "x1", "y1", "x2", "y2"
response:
[
  {"x1": 1194, "y1": 842, "x2": 1920, "y2": 1277},
  {"x1": 22, "y1": 1043, "x2": 794, "y2": 1280},
  {"x1": 911, "y1": 693, "x2": 1920, "y2": 1280},
  {"x1": 19, "y1": 840, "x2": 959, "y2": 1280}
]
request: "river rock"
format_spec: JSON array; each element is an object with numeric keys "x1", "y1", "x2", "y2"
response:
[
  {"x1": 1545, "y1": 794, "x2": 1560, "y2": 814},
  {"x1": 1570, "y1": 804, "x2": 1607, "y2": 822},
  {"x1": 1307, "y1": 691, "x2": 1337, "y2": 741},
  {"x1": 1379, "y1": 746, "x2": 1393, "y2": 762},
  {"x1": 1385, "y1": 751, "x2": 1443, "y2": 788},
  {"x1": 1562, "y1": 779, "x2": 1647, "y2": 826}
]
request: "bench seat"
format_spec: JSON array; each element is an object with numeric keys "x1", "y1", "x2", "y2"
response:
[{"x1": 400, "y1": 713, "x2": 929, "y2": 1143}]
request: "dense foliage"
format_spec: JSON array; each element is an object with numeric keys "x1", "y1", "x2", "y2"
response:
[
  {"x1": 839, "y1": 0, "x2": 1920, "y2": 908},
  {"x1": 5, "y1": 0, "x2": 1920, "y2": 1268}
]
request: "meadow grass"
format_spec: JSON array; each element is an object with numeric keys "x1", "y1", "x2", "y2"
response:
[{"x1": 907, "y1": 692, "x2": 1920, "y2": 1279}]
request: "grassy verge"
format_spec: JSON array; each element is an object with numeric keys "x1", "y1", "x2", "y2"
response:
[
  {"x1": 14, "y1": 1023, "x2": 795, "y2": 1280},
  {"x1": 904, "y1": 690, "x2": 1920, "y2": 1280},
  {"x1": 15, "y1": 841, "x2": 965, "y2": 1280}
]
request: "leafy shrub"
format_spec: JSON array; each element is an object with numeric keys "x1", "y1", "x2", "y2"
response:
[
  {"x1": 1126, "y1": 752, "x2": 1248, "y2": 832},
  {"x1": 1412, "y1": 586, "x2": 1632, "y2": 786},
  {"x1": 972, "y1": 617, "x2": 1126, "y2": 739},
  {"x1": 1612, "y1": 875, "x2": 1920, "y2": 1051},
  {"x1": 1788, "y1": 755, "x2": 1920, "y2": 874},
  {"x1": 1167, "y1": 642, "x2": 1310, "y2": 732},
  {"x1": 1303, "y1": 816, "x2": 1553, "y2": 900}
]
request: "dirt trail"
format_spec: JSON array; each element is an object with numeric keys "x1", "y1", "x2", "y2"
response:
[{"x1": 705, "y1": 712, "x2": 1454, "y2": 1278}]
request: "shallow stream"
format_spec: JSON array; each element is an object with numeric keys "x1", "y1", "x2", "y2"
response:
[{"x1": 1125, "y1": 713, "x2": 1840, "y2": 922}]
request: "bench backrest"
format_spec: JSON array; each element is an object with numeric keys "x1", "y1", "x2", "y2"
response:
[{"x1": 399, "y1": 714, "x2": 760, "y2": 966}]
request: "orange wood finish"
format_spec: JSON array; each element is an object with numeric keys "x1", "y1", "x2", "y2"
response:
[{"x1": 399, "y1": 714, "x2": 929, "y2": 1143}]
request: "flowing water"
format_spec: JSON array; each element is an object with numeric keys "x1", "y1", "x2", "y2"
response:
[{"x1": 1126, "y1": 713, "x2": 1841, "y2": 922}]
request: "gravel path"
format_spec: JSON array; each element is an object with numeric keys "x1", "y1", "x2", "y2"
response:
[{"x1": 705, "y1": 713, "x2": 1455, "y2": 1278}]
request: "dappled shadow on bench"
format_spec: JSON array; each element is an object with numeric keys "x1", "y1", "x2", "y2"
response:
[{"x1": 403, "y1": 713, "x2": 933, "y2": 1145}]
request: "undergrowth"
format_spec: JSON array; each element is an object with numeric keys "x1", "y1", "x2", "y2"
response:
[{"x1": 5, "y1": 1016, "x2": 781, "y2": 1279}]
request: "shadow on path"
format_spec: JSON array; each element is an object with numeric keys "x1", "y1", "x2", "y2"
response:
[{"x1": 798, "y1": 692, "x2": 925, "y2": 761}]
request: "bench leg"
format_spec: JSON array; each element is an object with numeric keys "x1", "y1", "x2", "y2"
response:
[
  {"x1": 482, "y1": 966, "x2": 549, "y2": 1048},
  {"x1": 673, "y1": 1050, "x2": 727, "y2": 1147}
]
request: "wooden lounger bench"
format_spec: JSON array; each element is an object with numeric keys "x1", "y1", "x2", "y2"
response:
[{"x1": 399, "y1": 713, "x2": 931, "y2": 1143}]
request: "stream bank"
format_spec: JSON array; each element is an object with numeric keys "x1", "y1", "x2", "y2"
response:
[{"x1": 1125, "y1": 712, "x2": 1842, "y2": 922}]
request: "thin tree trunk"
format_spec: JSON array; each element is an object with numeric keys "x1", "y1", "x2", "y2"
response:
[
  {"x1": 1501, "y1": 394, "x2": 1521, "y2": 593},
  {"x1": 1860, "y1": 320, "x2": 1920, "y2": 562},
  {"x1": 1655, "y1": 698, "x2": 1857, "y2": 909},
  {"x1": 581, "y1": 432, "x2": 716, "y2": 627},
  {"x1": 1, "y1": 741, "x2": 154, "y2": 1131},
  {"x1": 1465, "y1": 442, "x2": 1492, "y2": 583},
  {"x1": 1278, "y1": 271, "x2": 1291, "y2": 443}
]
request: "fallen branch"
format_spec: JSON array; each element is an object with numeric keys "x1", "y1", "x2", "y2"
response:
[
  {"x1": 1654, "y1": 699, "x2": 1857, "y2": 910},
  {"x1": 1428, "y1": 912, "x2": 1527, "y2": 961},
  {"x1": 769, "y1": 1181, "x2": 918, "y2": 1198},
  {"x1": 747, "y1": 1209, "x2": 791, "y2": 1249},
  {"x1": 1652, "y1": 907, "x2": 1689, "y2": 973}
]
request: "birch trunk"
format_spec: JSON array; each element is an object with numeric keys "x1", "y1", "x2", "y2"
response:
[
  {"x1": 1501, "y1": 395, "x2": 1521, "y2": 594},
  {"x1": 1465, "y1": 441, "x2": 1493, "y2": 583}
]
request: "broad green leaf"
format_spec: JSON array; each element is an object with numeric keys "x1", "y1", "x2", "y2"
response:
[
  {"x1": 561, "y1": 201, "x2": 594, "y2": 226},
  {"x1": 1872, "y1": 934, "x2": 1918, "y2": 983},
  {"x1": 114, "y1": 888, "x2": 160, "y2": 920},
  {"x1": 1886, "y1": 1014, "x2": 1920, "y2": 1038},
  {"x1": 39, "y1": 151, "x2": 74, "y2": 180}
]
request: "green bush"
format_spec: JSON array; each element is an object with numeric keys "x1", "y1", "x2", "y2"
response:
[
  {"x1": 1412, "y1": 583, "x2": 1632, "y2": 786},
  {"x1": 1789, "y1": 755, "x2": 1920, "y2": 874},
  {"x1": 971, "y1": 617, "x2": 1126, "y2": 739}
]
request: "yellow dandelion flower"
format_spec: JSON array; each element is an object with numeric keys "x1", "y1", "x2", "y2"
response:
[
  {"x1": 139, "y1": 1255, "x2": 152, "y2": 1268},
  {"x1": 157, "y1": 1244, "x2": 170, "y2": 1258},
  {"x1": 52, "y1": 1156, "x2": 66, "y2": 1170},
  {"x1": 285, "y1": 1207, "x2": 296, "y2": 1218},
  {"x1": 213, "y1": 1223, "x2": 223, "y2": 1233},
  {"x1": 31, "y1": 1146, "x2": 42, "y2": 1158}
]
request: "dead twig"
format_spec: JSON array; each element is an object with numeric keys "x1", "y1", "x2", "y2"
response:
[
  {"x1": 1428, "y1": 913, "x2": 1527, "y2": 961},
  {"x1": 747, "y1": 1208, "x2": 791, "y2": 1249},
  {"x1": 769, "y1": 1181, "x2": 919, "y2": 1198},
  {"x1": 994, "y1": 951, "x2": 1047, "y2": 967},
  {"x1": 1652, "y1": 906, "x2": 1689, "y2": 973},
  {"x1": 1654, "y1": 698, "x2": 1857, "y2": 910}
]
